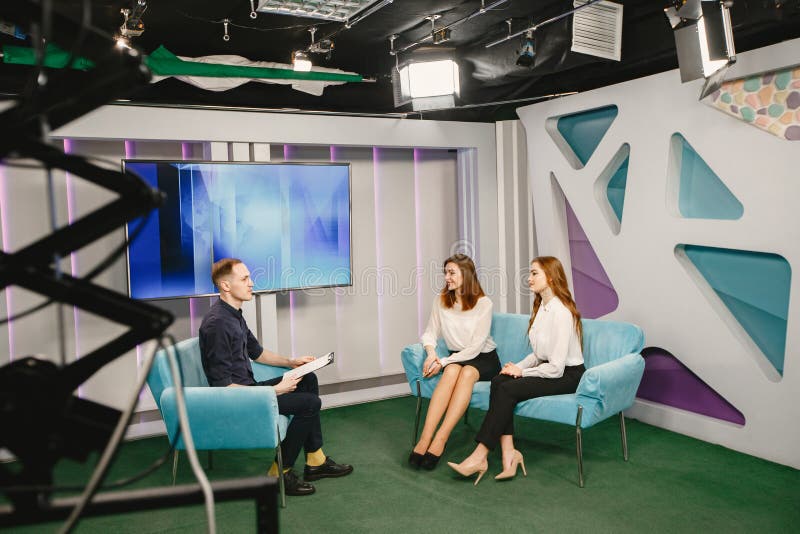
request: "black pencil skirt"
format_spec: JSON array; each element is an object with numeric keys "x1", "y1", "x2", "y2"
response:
[{"x1": 447, "y1": 348, "x2": 501, "y2": 381}]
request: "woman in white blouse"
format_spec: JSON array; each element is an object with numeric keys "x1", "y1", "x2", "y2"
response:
[
  {"x1": 448, "y1": 256, "x2": 585, "y2": 484},
  {"x1": 409, "y1": 254, "x2": 500, "y2": 470}
]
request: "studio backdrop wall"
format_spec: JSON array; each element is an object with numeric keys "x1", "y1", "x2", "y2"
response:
[
  {"x1": 0, "y1": 109, "x2": 498, "y2": 425},
  {"x1": 516, "y1": 38, "x2": 800, "y2": 469}
]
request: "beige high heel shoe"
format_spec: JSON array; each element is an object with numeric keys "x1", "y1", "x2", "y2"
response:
[
  {"x1": 447, "y1": 459, "x2": 489, "y2": 486},
  {"x1": 494, "y1": 450, "x2": 527, "y2": 480}
]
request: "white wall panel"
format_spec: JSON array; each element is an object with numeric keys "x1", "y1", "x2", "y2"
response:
[
  {"x1": 416, "y1": 149, "x2": 459, "y2": 336},
  {"x1": 374, "y1": 148, "x2": 418, "y2": 375},
  {"x1": 330, "y1": 146, "x2": 381, "y2": 382},
  {"x1": 517, "y1": 38, "x2": 800, "y2": 468}
]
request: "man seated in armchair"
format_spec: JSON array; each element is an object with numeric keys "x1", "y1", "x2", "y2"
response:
[{"x1": 199, "y1": 258, "x2": 353, "y2": 496}]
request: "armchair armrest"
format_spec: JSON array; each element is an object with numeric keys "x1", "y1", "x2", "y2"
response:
[
  {"x1": 252, "y1": 361, "x2": 286, "y2": 382},
  {"x1": 400, "y1": 343, "x2": 426, "y2": 384},
  {"x1": 160, "y1": 385, "x2": 282, "y2": 450},
  {"x1": 575, "y1": 352, "x2": 645, "y2": 418},
  {"x1": 400, "y1": 341, "x2": 450, "y2": 398}
]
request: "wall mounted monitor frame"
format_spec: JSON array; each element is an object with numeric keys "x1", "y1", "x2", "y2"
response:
[{"x1": 123, "y1": 159, "x2": 352, "y2": 300}]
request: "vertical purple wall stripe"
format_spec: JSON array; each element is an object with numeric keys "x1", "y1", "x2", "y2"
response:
[
  {"x1": 63, "y1": 140, "x2": 83, "y2": 397},
  {"x1": 284, "y1": 144, "x2": 297, "y2": 357},
  {"x1": 372, "y1": 147, "x2": 385, "y2": 366},
  {"x1": 413, "y1": 148, "x2": 424, "y2": 336},
  {"x1": 0, "y1": 161, "x2": 14, "y2": 361}
]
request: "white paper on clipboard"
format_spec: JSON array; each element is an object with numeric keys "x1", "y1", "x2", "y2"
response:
[{"x1": 284, "y1": 352, "x2": 334, "y2": 379}]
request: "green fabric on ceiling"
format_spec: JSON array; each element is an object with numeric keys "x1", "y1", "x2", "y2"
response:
[
  {"x1": 1, "y1": 44, "x2": 95, "y2": 70},
  {"x1": 144, "y1": 45, "x2": 362, "y2": 82},
  {"x1": 1, "y1": 44, "x2": 362, "y2": 83}
]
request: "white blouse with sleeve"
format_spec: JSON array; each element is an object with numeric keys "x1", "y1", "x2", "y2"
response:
[
  {"x1": 420, "y1": 295, "x2": 497, "y2": 367},
  {"x1": 515, "y1": 296, "x2": 583, "y2": 378}
]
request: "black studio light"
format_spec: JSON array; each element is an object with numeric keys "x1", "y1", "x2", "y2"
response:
[{"x1": 517, "y1": 30, "x2": 535, "y2": 67}]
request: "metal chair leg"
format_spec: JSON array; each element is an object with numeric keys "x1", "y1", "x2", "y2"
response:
[
  {"x1": 619, "y1": 412, "x2": 629, "y2": 461},
  {"x1": 276, "y1": 432, "x2": 286, "y2": 509},
  {"x1": 576, "y1": 405, "x2": 584, "y2": 488},
  {"x1": 172, "y1": 450, "x2": 179, "y2": 485},
  {"x1": 412, "y1": 380, "x2": 422, "y2": 447}
]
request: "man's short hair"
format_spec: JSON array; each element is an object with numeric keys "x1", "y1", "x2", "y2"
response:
[{"x1": 211, "y1": 258, "x2": 243, "y2": 289}]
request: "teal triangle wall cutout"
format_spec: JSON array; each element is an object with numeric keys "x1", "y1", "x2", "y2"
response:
[
  {"x1": 556, "y1": 105, "x2": 618, "y2": 166},
  {"x1": 674, "y1": 133, "x2": 743, "y2": 220},
  {"x1": 681, "y1": 244, "x2": 790, "y2": 376},
  {"x1": 606, "y1": 154, "x2": 628, "y2": 223}
]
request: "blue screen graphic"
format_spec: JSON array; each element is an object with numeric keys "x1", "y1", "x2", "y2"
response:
[{"x1": 125, "y1": 161, "x2": 351, "y2": 299}]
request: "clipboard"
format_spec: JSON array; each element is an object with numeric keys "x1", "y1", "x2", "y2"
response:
[{"x1": 284, "y1": 352, "x2": 334, "y2": 379}]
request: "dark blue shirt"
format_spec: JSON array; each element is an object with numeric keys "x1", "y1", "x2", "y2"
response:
[{"x1": 199, "y1": 299, "x2": 264, "y2": 387}]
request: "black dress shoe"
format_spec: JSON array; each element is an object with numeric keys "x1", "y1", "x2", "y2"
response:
[
  {"x1": 408, "y1": 451, "x2": 424, "y2": 468},
  {"x1": 283, "y1": 469, "x2": 315, "y2": 496},
  {"x1": 303, "y1": 456, "x2": 354, "y2": 481},
  {"x1": 420, "y1": 452, "x2": 442, "y2": 470}
]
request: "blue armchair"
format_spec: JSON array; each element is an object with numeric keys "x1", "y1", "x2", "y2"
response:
[
  {"x1": 147, "y1": 337, "x2": 291, "y2": 505},
  {"x1": 401, "y1": 313, "x2": 645, "y2": 487}
]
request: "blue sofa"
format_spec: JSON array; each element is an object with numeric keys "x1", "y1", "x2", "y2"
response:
[
  {"x1": 147, "y1": 337, "x2": 291, "y2": 505},
  {"x1": 401, "y1": 313, "x2": 645, "y2": 486}
]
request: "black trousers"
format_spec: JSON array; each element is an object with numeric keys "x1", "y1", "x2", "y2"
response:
[
  {"x1": 475, "y1": 365, "x2": 585, "y2": 450},
  {"x1": 257, "y1": 372, "x2": 323, "y2": 468}
]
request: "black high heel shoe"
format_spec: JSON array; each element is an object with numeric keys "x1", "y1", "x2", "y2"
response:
[
  {"x1": 408, "y1": 451, "x2": 424, "y2": 468},
  {"x1": 420, "y1": 450, "x2": 444, "y2": 470}
]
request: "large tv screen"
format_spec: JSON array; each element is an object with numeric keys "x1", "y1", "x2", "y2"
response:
[{"x1": 124, "y1": 160, "x2": 352, "y2": 300}]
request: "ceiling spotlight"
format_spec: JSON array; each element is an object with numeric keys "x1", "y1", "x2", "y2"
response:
[
  {"x1": 425, "y1": 14, "x2": 452, "y2": 45},
  {"x1": 307, "y1": 26, "x2": 334, "y2": 55},
  {"x1": 665, "y1": 0, "x2": 736, "y2": 98},
  {"x1": 119, "y1": 1, "x2": 147, "y2": 38},
  {"x1": 394, "y1": 58, "x2": 460, "y2": 110},
  {"x1": 115, "y1": 35, "x2": 131, "y2": 49},
  {"x1": 292, "y1": 50, "x2": 312, "y2": 72},
  {"x1": 516, "y1": 30, "x2": 535, "y2": 67}
]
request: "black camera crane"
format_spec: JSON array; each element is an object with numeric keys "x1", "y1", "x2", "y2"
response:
[{"x1": 0, "y1": 0, "x2": 171, "y2": 520}]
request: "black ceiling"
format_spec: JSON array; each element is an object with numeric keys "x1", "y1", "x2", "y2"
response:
[{"x1": 2, "y1": 0, "x2": 800, "y2": 122}]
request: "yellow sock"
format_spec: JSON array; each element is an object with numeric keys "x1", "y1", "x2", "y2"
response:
[
  {"x1": 306, "y1": 448, "x2": 326, "y2": 467},
  {"x1": 268, "y1": 462, "x2": 291, "y2": 477}
]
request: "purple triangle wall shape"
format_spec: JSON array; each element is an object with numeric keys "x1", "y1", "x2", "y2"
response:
[
  {"x1": 637, "y1": 348, "x2": 745, "y2": 425},
  {"x1": 564, "y1": 200, "x2": 618, "y2": 318}
]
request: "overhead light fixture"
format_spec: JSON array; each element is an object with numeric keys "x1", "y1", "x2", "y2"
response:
[
  {"x1": 516, "y1": 30, "x2": 535, "y2": 67},
  {"x1": 425, "y1": 14, "x2": 452, "y2": 45},
  {"x1": 292, "y1": 50, "x2": 312, "y2": 71},
  {"x1": 665, "y1": 0, "x2": 736, "y2": 98},
  {"x1": 394, "y1": 57, "x2": 460, "y2": 110},
  {"x1": 257, "y1": 0, "x2": 389, "y2": 22},
  {"x1": 119, "y1": 1, "x2": 147, "y2": 38},
  {"x1": 115, "y1": 35, "x2": 131, "y2": 49}
]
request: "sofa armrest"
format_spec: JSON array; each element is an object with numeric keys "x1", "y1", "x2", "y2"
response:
[
  {"x1": 160, "y1": 385, "x2": 282, "y2": 450},
  {"x1": 575, "y1": 352, "x2": 645, "y2": 417},
  {"x1": 252, "y1": 361, "x2": 286, "y2": 382}
]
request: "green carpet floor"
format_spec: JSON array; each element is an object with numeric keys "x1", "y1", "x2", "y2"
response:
[{"x1": 4, "y1": 396, "x2": 799, "y2": 533}]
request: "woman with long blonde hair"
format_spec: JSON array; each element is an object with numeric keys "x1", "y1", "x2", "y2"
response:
[
  {"x1": 409, "y1": 254, "x2": 500, "y2": 470},
  {"x1": 448, "y1": 256, "x2": 584, "y2": 484}
]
